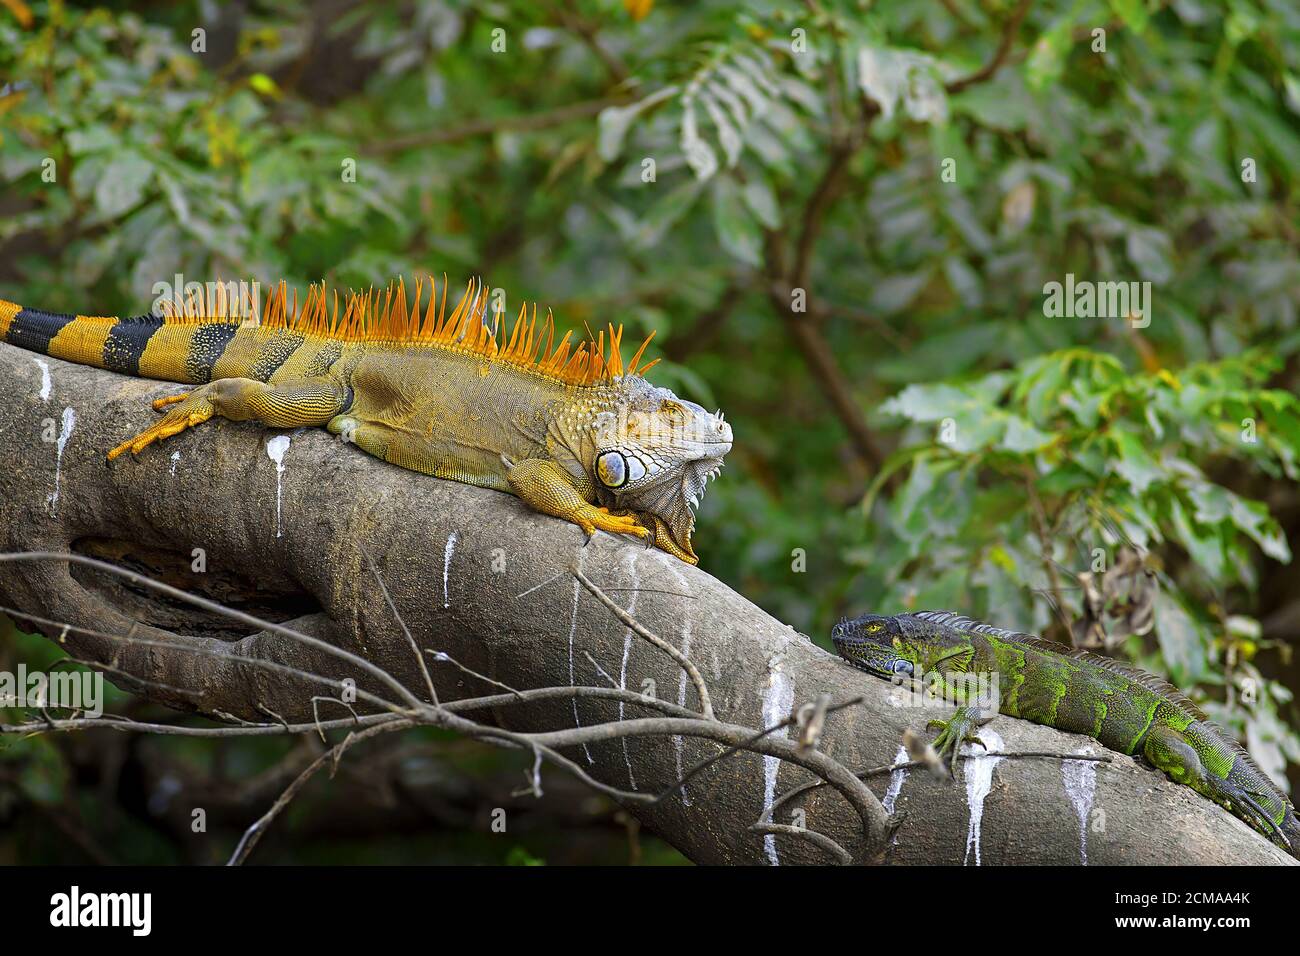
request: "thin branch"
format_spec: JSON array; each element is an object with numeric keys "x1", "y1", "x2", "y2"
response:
[
  {"x1": 554, "y1": 0, "x2": 631, "y2": 84},
  {"x1": 805, "y1": 292, "x2": 914, "y2": 351},
  {"x1": 782, "y1": 295, "x2": 887, "y2": 469},
  {"x1": 486, "y1": 712, "x2": 890, "y2": 851},
  {"x1": 362, "y1": 547, "x2": 439, "y2": 706},
  {"x1": 750, "y1": 822, "x2": 852, "y2": 865},
  {"x1": 945, "y1": 0, "x2": 1033, "y2": 94},
  {"x1": 654, "y1": 695, "x2": 866, "y2": 807},
  {"x1": 1023, "y1": 466, "x2": 1072, "y2": 636},
  {"x1": 572, "y1": 565, "x2": 714, "y2": 720},
  {"x1": 424, "y1": 648, "x2": 524, "y2": 699},
  {"x1": 0, "y1": 601, "x2": 406, "y2": 716},
  {"x1": 762, "y1": 99, "x2": 886, "y2": 472},
  {"x1": 1, "y1": 685, "x2": 703, "y2": 738},
  {"x1": 228, "y1": 720, "x2": 406, "y2": 865}
]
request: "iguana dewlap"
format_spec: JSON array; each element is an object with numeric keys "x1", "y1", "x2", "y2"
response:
[
  {"x1": 0, "y1": 278, "x2": 731, "y2": 564},
  {"x1": 833, "y1": 610, "x2": 1300, "y2": 859}
]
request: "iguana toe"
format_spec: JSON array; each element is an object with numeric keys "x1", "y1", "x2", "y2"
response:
[
  {"x1": 151, "y1": 392, "x2": 190, "y2": 411},
  {"x1": 589, "y1": 507, "x2": 650, "y2": 539}
]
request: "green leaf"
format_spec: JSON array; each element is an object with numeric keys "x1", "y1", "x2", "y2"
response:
[
  {"x1": 682, "y1": 98, "x2": 719, "y2": 180},
  {"x1": 248, "y1": 72, "x2": 282, "y2": 99},
  {"x1": 1018, "y1": 353, "x2": 1072, "y2": 424},
  {"x1": 741, "y1": 174, "x2": 781, "y2": 230},
  {"x1": 94, "y1": 153, "x2": 153, "y2": 219},
  {"x1": 1025, "y1": 20, "x2": 1073, "y2": 91},
  {"x1": 1154, "y1": 591, "x2": 1208, "y2": 684},
  {"x1": 856, "y1": 46, "x2": 948, "y2": 124},
  {"x1": 66, "y1": 124, "x2": 118, "y2": 156},
  {"x1": 1126, "y1": 226, "x2": 1174, "y2": 284},
  {"x1": 709, "y1": 177, "x2": 761, "y2": 267},
  {"x1": 1110, "y1": 428, "x2": 1163, "y2": 493},
  {"x1": 596, "y1": 86, "x2": 679, "y2": 163},
  {"x1": 999, "y1": 416, "x2": 1055, "y2": 453},
  {"x1": 1108, "y1": 0, "x2": 1150, "y2": 33},
  {"x1": 1169, "y1": 496, "x2": 1225, "y2": 581},
  {"x1": 633, "y1": 179, "x2": 705, "y2": 249},
  {"x1": 1037, "y1": 462, "x2": 1096, "y2": 495},
  {"x1": 880, "y1": 383, "x2": 972, "y2": 422}
]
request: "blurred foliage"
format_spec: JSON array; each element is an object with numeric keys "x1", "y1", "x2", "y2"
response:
[{"x1": 1, "y1": 0, "x2": 1299, "y2": 861}]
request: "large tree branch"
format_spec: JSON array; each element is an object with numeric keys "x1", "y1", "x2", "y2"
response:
[{"x1": 0, "y1": 343, "x2": 1290, "y2": 865}]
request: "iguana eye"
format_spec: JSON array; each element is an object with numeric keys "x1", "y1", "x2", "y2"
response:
[
  {"x1": 893, "y1": 660, "x2": 914, "y2": 676},
  {"x1": 596, "y1": 451, "x2": 627, "y2": 488},
  {"x1": 865, "y1": 622, "x2": 883, "y2": 633},
  {"x1": 660, "y1": 400, "x2": 685, "y2": 423}
]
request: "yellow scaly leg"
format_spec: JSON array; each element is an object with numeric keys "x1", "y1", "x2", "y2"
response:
[
  {"x1": 108, "y1": 377, "x2": 349, "y2": 460},
  {"x1": 505, "y1": 458, "x2": 649, "y2": 542}
]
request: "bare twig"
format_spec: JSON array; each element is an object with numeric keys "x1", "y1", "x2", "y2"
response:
[
  {"x1": 750, "y1": 822, "x2": 852, "y2": 865},
  {"x1": 227, "y1": 720, "x2": 406, "y2": 865},
  {"x1": 554, "y1": 0, "x2": 631, "y2": 84},
  {"x1": 1023, "y1": 466, "x2": 1072, "y2": 636},
  {"x1": 572, "y1": 565, "x2": 714, "y2": 720},
  {"x1": 945, "y1": 0, "x2": 1033, "y2": 94},
  {"x1": 424, "y1": 648, "x2": 524, "y2": 699},
  {"x1": 362, "y1": 548, "x2": 439, "y2": 706}
]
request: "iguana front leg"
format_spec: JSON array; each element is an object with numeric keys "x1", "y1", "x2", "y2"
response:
[
  {"x1": 926, "y1": 705, "x2": 995, "y2": 778},
  {"x1": 504, "y1": 458, "x2": 649, "y2": 543},
  {"x1": 107, "y1": 377, "x2": 349, "y2": 459}
]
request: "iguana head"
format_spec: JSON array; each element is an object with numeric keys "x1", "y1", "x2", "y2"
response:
[
  {"x1": 584, "y1": 376, "x2": 732, "y2": 564},
  {"x1": 833, "y1": 613, "x2": 976, "y2": 678},
  {"x1": 832, "y1": 615, "x2": 918, "y2": 679}
]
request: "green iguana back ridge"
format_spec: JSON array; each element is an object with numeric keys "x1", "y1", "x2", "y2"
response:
[
  {"x1": 0, "y1": 276, "x2": 732, "y2": 563},
  {"x1": 832, "y1": 609, "x2": 1300, "y2": 859}
]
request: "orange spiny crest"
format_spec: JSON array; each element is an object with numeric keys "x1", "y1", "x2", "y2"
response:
[{"x1": 157, "y1": 274, "x2": 659, "y2": 385}]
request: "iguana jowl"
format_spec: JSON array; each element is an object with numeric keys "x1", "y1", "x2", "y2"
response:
[
  {"x1": 0, "y1": 277, "x2": 732, "y2": 563},
  {"x1": 833, "y1": 610, "x2": 1300, "y2": 858}
]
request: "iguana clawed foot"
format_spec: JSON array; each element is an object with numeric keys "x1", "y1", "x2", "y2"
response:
[
  {"x1": 926, "y1": 708, "x2": 988, "y2": 778},
  {"x1": 107, "y1": 391, "x2": 215, "y2": 460},
  {"x1": 583, "y1": 506, "x2": 650, "y2": 540}
]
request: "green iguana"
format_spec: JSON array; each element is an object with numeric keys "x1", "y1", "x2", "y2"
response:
[
  {"x1": 0, "y1": 277, "x2": 731, "y2": 563},
  {"x1": 832, "y1": 609, "x2": 1300, "y2": 859}
]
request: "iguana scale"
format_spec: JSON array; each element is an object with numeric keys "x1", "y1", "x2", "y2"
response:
[
  {"x1": 832, "y1": 609, "x2": 1300, "y2": 858},
  {"x1": 0, "y1": 277, "x2": 732, "y2": 563}
]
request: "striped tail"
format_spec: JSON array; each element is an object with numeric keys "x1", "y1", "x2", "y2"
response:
[{"x1": 0, "y1": 298, "x2": 238, "y2": 385}]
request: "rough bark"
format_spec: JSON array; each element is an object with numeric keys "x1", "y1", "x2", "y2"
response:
[{"x1": 0, "y1": 342, "x2": 1291, "y2": 865}]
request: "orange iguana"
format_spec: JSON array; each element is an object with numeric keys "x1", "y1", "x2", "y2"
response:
[{"x1": 0, "y1": 277, "x2": 731, "y2": 563}]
